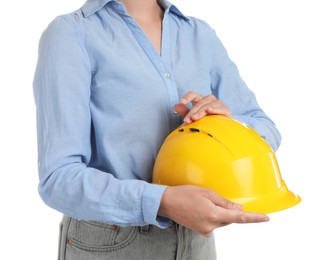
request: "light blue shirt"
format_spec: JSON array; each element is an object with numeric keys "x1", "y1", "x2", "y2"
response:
[{"x1": 33, "y1": 0, "x2": 281, "y2": 228}]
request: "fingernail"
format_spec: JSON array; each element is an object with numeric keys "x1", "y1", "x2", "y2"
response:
[
  {"x1": 191, "y1": 114, "x2": 200, "y2": 120},
  {"x1": 183, "y1": 117, "x2": 191, "y2": 124}
]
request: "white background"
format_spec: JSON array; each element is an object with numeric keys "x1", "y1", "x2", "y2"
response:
[{"x1": 1, "y1": 0, "x2": 332, "y2": 259}]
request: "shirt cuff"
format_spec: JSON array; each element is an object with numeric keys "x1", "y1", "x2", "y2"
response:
[{"x1": 141, "y1": 183, "x2": 171, "y2": 229}]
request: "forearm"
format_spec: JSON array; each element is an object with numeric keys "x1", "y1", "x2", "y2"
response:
[
  {"x1": 38, "y1": 162, "x2": 169, "y2": 227},
  {"x1": 233, "y1": 114, "x2": 281, "y2": 151},
  {"x1": 208, "y1": 29, "x2": 281, "y2": 151}
]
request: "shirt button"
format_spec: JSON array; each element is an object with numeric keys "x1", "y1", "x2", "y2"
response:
[{"x1": 164, "y1": 72, "x2": 170, "y2": 78}]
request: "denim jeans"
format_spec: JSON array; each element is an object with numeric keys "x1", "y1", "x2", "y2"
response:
[{"x1": 58, "y1": 215, "x2": 217, "y2": 260}]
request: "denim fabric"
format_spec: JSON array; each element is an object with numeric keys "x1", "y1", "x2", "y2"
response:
[{"x1": 59, "y1": 215, "x2": 216, "y2": 260}]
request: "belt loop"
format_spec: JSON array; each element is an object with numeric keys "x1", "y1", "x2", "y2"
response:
[{"x1": 139, "y1": 224, "x2": 150, "y2": 234}]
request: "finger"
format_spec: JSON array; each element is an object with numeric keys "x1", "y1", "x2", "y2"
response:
[
  {"x1": 188, "y1": 102, "x2": 231, "y2": 122},
  {"x1": 220, "y1": 223, "x2": 231, "y2": 227},
  {"x1": 187, "y1": 94, "x2": 216, "y2": 112},
  {"x1": 205, "y1": 190, "x2": 243, "y2": 211},
  {"x1": 206, "y1": 106, "x2": 232, "y2": 118},
  {"x1": 184, "y1": 101, "x2": 230, "y2": 124},
  {"x1": 179, "y1": 91, "x2": 204, "y2": 105},
  {"x1": 174, "y1": 103, "x2": 190, "y2": 118},
  {"x1": 183, "y1": 96, "x2": 217, "y2": 123},
  {"x1": 216, "y1": 207, "x2": 270, "y2": 224}
]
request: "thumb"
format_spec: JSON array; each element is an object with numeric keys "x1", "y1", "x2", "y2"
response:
[
  {"x1": 174, "y1": 103, "x2": 190, "y2": 118},
  {"x1": 208, "y1": 191, "x2": 243, "y2": 211}
]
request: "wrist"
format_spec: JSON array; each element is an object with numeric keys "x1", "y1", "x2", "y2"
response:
[{"x1": 157, "y1": 186, "x2": 172, "y2": 218}]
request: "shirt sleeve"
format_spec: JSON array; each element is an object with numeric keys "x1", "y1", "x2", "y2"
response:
[
  {"x1": 33, "y1": 16, "x2": 170, "y2": 228},
  {"x1": 208, "y1": 28, "x2": 282, "y2": 151}
]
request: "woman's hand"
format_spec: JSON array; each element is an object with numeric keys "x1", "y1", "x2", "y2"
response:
[
  {"x1": 158, "y1": 185, "x2": 269, "y2": 236},
  {"x1": 174, "y1": 91, "x2": 232, "y2": 124}
]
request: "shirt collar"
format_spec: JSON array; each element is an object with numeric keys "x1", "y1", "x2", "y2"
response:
[{"x1": 81, "y1": 0, "x2": 189, "y2": 22}]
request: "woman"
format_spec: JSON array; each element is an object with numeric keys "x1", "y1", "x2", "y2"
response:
[{"x1": 33, "y1": 0, "x2": 281, "y2": 259}]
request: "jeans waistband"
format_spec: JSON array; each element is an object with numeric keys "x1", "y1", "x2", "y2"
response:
[{"x1": 62, "y1": 215, "x2": 174, "y2": 235}]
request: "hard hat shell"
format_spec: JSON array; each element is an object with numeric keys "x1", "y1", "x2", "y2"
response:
[{"x1": 153, "y1": 115, "x2": 301, "y2": 214}]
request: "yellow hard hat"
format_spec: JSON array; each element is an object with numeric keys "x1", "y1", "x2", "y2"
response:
[{"x1": 153, "y1": 115, "x2": 301, "y2": 214}]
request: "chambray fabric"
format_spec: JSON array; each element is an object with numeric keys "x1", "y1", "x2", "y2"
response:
[
  {"x1": 58, "y1": 215, "x2": 217, "y2": 260},
  {"x1": 33, "y1": 0, "x2": 281, "y2": 228}
]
